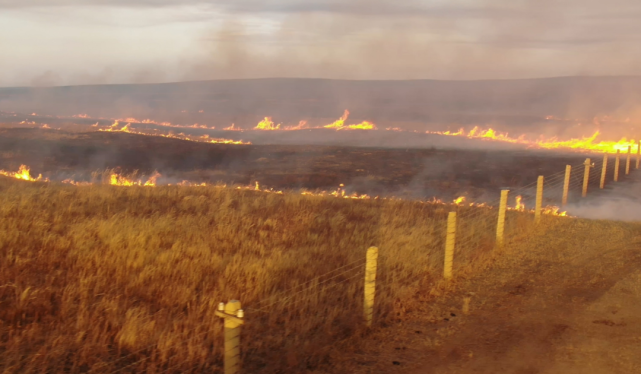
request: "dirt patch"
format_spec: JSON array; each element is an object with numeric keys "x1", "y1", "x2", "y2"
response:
[{"x1": 318, "y1": 219, "x2": 641, "y2": 374}]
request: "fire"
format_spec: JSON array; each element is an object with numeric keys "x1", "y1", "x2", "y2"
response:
[
  {"x1": 514, "y1": 195, "x2": 525, "y2": 211},
  {"x1": 322, "y1": 110, "x2": 377, "y2": 131},
  {"x1": 454, "y1": 196, "x2": 466, "y2": 205},
  {"x1": 224, "y1": 124, "x2": 243, "y2": 131},
  {"x1": 109, "y1": 171, "x2": 160, "y2": 186},
  {"x1": 254, "y1": 117, "x2": 281, "y2": 130},
  {"x1": 0, "y1": 165, "x2": 47, "y2": 182},
  {"x1": 0, "y1": 164, "x2": 571, "y2": 216},
  {"x1": 431, "y1": 126, "x2": 639, "y2": 154},
  {"x1": 284, "y1": 120, "x2": 308, "y2": 130},
  {"x1": 97, "y1": 122, "x2": 250, "y2": 145},
  {"x1": 324, "y1": 110, "x2": 350, "y2": 129},
  {"x1": 344, "y1": 121, "x2": 377, "y2": 130}
]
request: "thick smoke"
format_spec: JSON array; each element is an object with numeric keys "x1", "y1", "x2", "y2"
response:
[{"x1": 1, "y1": 0, "x2": 641, "y2": 86}]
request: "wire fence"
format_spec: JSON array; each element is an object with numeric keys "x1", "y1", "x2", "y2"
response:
[{"x1": 4, "y1": 150, "x2": 639, "y2": 374}]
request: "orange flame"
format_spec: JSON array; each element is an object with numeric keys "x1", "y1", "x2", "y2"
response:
[
  {"x1": 454, "y1": 196, "x2": 466, "y2": 205},
  {"x1": 431, "y1": 127, "x2": 639, "y2": 154},
  {"x1": 514, "y1": 195, "x2": 525, "y2": 211},
  {"x1": 97, "y1": 122, "x2": 250, "y2": 145},
  {"x1": 0, "y1": 165, "x2": 47, "y2": 182},
  {"x1": 224, "y1": 123, "x2": 242, "y2": 131},
  {"x1": 324, "y1": 110, "x2": 350, "y2": 129},
  {"x1": 284, "y1": 120, "x2": 308, "y2": 130},
  {"x1": 254, "y1": 117, "x2": 281, "y2": 130},
  {"x1": 109, "y1": 171, "x2": 160, "y2": 187}
]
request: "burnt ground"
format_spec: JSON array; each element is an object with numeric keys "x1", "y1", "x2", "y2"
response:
[{"x1": 0, "y1": 127, "x2": 597, "y2": 202}]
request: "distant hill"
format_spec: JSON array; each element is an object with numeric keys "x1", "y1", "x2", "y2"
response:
[{"x1": 1, "y1": 76, "x2": 641, "y2": 131}]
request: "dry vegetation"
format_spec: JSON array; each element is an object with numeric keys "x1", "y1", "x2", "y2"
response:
[{"x1": 0, "y1": 176, "x2": 557, "y2": 373}]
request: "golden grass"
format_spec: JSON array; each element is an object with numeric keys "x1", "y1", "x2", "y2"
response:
[{"x1": 0, "y1": 177, "x2": 541, "y2": 373}]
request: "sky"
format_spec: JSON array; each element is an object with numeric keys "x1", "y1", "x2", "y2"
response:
[{"x1": 1, "y1": 0, "x2": 641, "y2": 87}]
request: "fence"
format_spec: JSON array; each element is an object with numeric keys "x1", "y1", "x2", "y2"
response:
[
  {"x1": 5, "y1": 147, "x2": 641, "y2": 374},
  {"x1": 243, "y1": 149, "x2": 635, "y2": 372}
]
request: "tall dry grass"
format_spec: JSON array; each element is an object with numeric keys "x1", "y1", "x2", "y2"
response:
[{"x1": 0, "y1": 177, "x2": 539, "y2": 373}]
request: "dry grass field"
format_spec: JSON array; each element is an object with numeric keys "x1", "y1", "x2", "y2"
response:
[
  {"x1": 0, "y1": 127, "x2": 637, "y2": 373},
  {"x1": 0, "y1": 174, "x2": 545, "y2": 373}
]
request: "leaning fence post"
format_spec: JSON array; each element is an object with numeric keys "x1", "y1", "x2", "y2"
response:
[
  {"x1": 562, "y1": 165, "x2": 571, "y2": 206},
  {"x1": 582, "y1": 158, "x2": 591, "y2": 197},
  {"x1": 496, "y1": 189, "x2": 509, "y2": 247},
  {"x1": 216, "y1": 300, "x2": 244, "y2": 374},
  {"x1": 614, "y1": 150, "x2": 620, "y2": 182},
  {"x1": 600, "y1": 153, "x2": 608, "y2": 189},
  {"x1": 443, "y1": 212, "x2": 457, "y2": 279},
  {"x1": 364, "y1": 246, "x2": 378, "y2": 327},
  {"x1": 626, "y1": 146, "x2": 632, "y2": 175},
  {"x1": 534, "y1": 176, "x2": 544, "y2": 223},
  {"x1": 637, "y1": 140, "x2": 640, "y2": 170}
]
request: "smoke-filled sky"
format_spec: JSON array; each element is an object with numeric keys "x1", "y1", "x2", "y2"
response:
[{"x1": 1, "y1": 0, "x2": 641, "y2": 87}]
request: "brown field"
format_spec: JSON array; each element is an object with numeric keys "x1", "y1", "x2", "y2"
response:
[
  {"x1": 0, "y1": 175, "x2": 541, "y2": 373},
  {"x1": 0, "y1": 127, "x2": 637, "y2": 373},
  {"x1": 0, "y1": 128, "x2": 596, "y2": 203}
]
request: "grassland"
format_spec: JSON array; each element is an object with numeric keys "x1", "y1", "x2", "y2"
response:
[{"x1": 0, "y1": 174, "x2": 546, "y2": 373}]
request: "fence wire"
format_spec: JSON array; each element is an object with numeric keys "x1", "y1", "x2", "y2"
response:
[{"x1": 45, "y1": 154, "x2": 641, "y2": 374}]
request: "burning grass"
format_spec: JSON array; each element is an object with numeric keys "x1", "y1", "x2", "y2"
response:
[{"x1": 0, "y1": 176, "x2": 546, "y2": 373}]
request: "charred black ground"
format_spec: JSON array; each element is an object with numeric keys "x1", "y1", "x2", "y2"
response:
[{"x1": 0, "y1": 128, "x2": 597, "y2": 202}]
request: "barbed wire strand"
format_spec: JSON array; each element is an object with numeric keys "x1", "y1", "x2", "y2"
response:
[{"x1": 248, "y1": 262, "x2": 367, "y2": 314}]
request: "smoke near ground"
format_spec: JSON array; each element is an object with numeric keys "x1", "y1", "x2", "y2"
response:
[{"x1": 567, "y1": 172, "x2": 641, "y2": 222}]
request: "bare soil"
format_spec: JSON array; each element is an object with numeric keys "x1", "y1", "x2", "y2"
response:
[{"x1": 320, "y1": 218, "x2": 641, "y2": 374}]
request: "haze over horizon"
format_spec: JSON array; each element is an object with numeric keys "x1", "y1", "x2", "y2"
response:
[{"x1": 2, "y1": 0, "x2": 641, "y2": 87}]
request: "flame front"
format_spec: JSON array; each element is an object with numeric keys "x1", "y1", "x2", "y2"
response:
[
  {"x1": 0, "y1": 165, "x2": 46, "y2": 182},
  {"x1": 98, "y1": 122, "x2": 250, "y2": 145},
  {"x1": 254, "y1": 117, "x2": 281, "y2": 130},
  {"x1": 109, "y1": 171, "x2": 161, "y2": 186},
  {"x1": 0, "y1": 164, "x2": 572, "y2": 216},
  {"x1": 431, "y1": 126, "x2": 639, "y2": 154}
]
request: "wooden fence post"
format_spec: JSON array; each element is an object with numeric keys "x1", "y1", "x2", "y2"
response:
[
  {"x1": 582, "y1": 158, "x2": 591, "y2": 197},
  {"x1": 444, "y1": 212, "x2": 457, "y2": 279},
  {"x1": 496, "y1": 189, "x2": 509, "y2": 247},
  {"x1": 614, "y1": 150, "x2": 620, "y2": 182},
  {"x1": 364, "y1": 246, "x2": 378, "y2": 327},
  {"x1": 600, "y1": 154, "x2": 608, "y2": 189},
  {"x1": 216, "y1": 300, "x2": 244, "y2": 374},
  {"x1": 534, "y1": 176, "x2": 544, "y2": 223},
  {"x1": 562, "y1": 165, "x2": 571, "y2": 206},
  {"x1": 626, "y1": 146, "x2": 632, "y2": 175}
]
